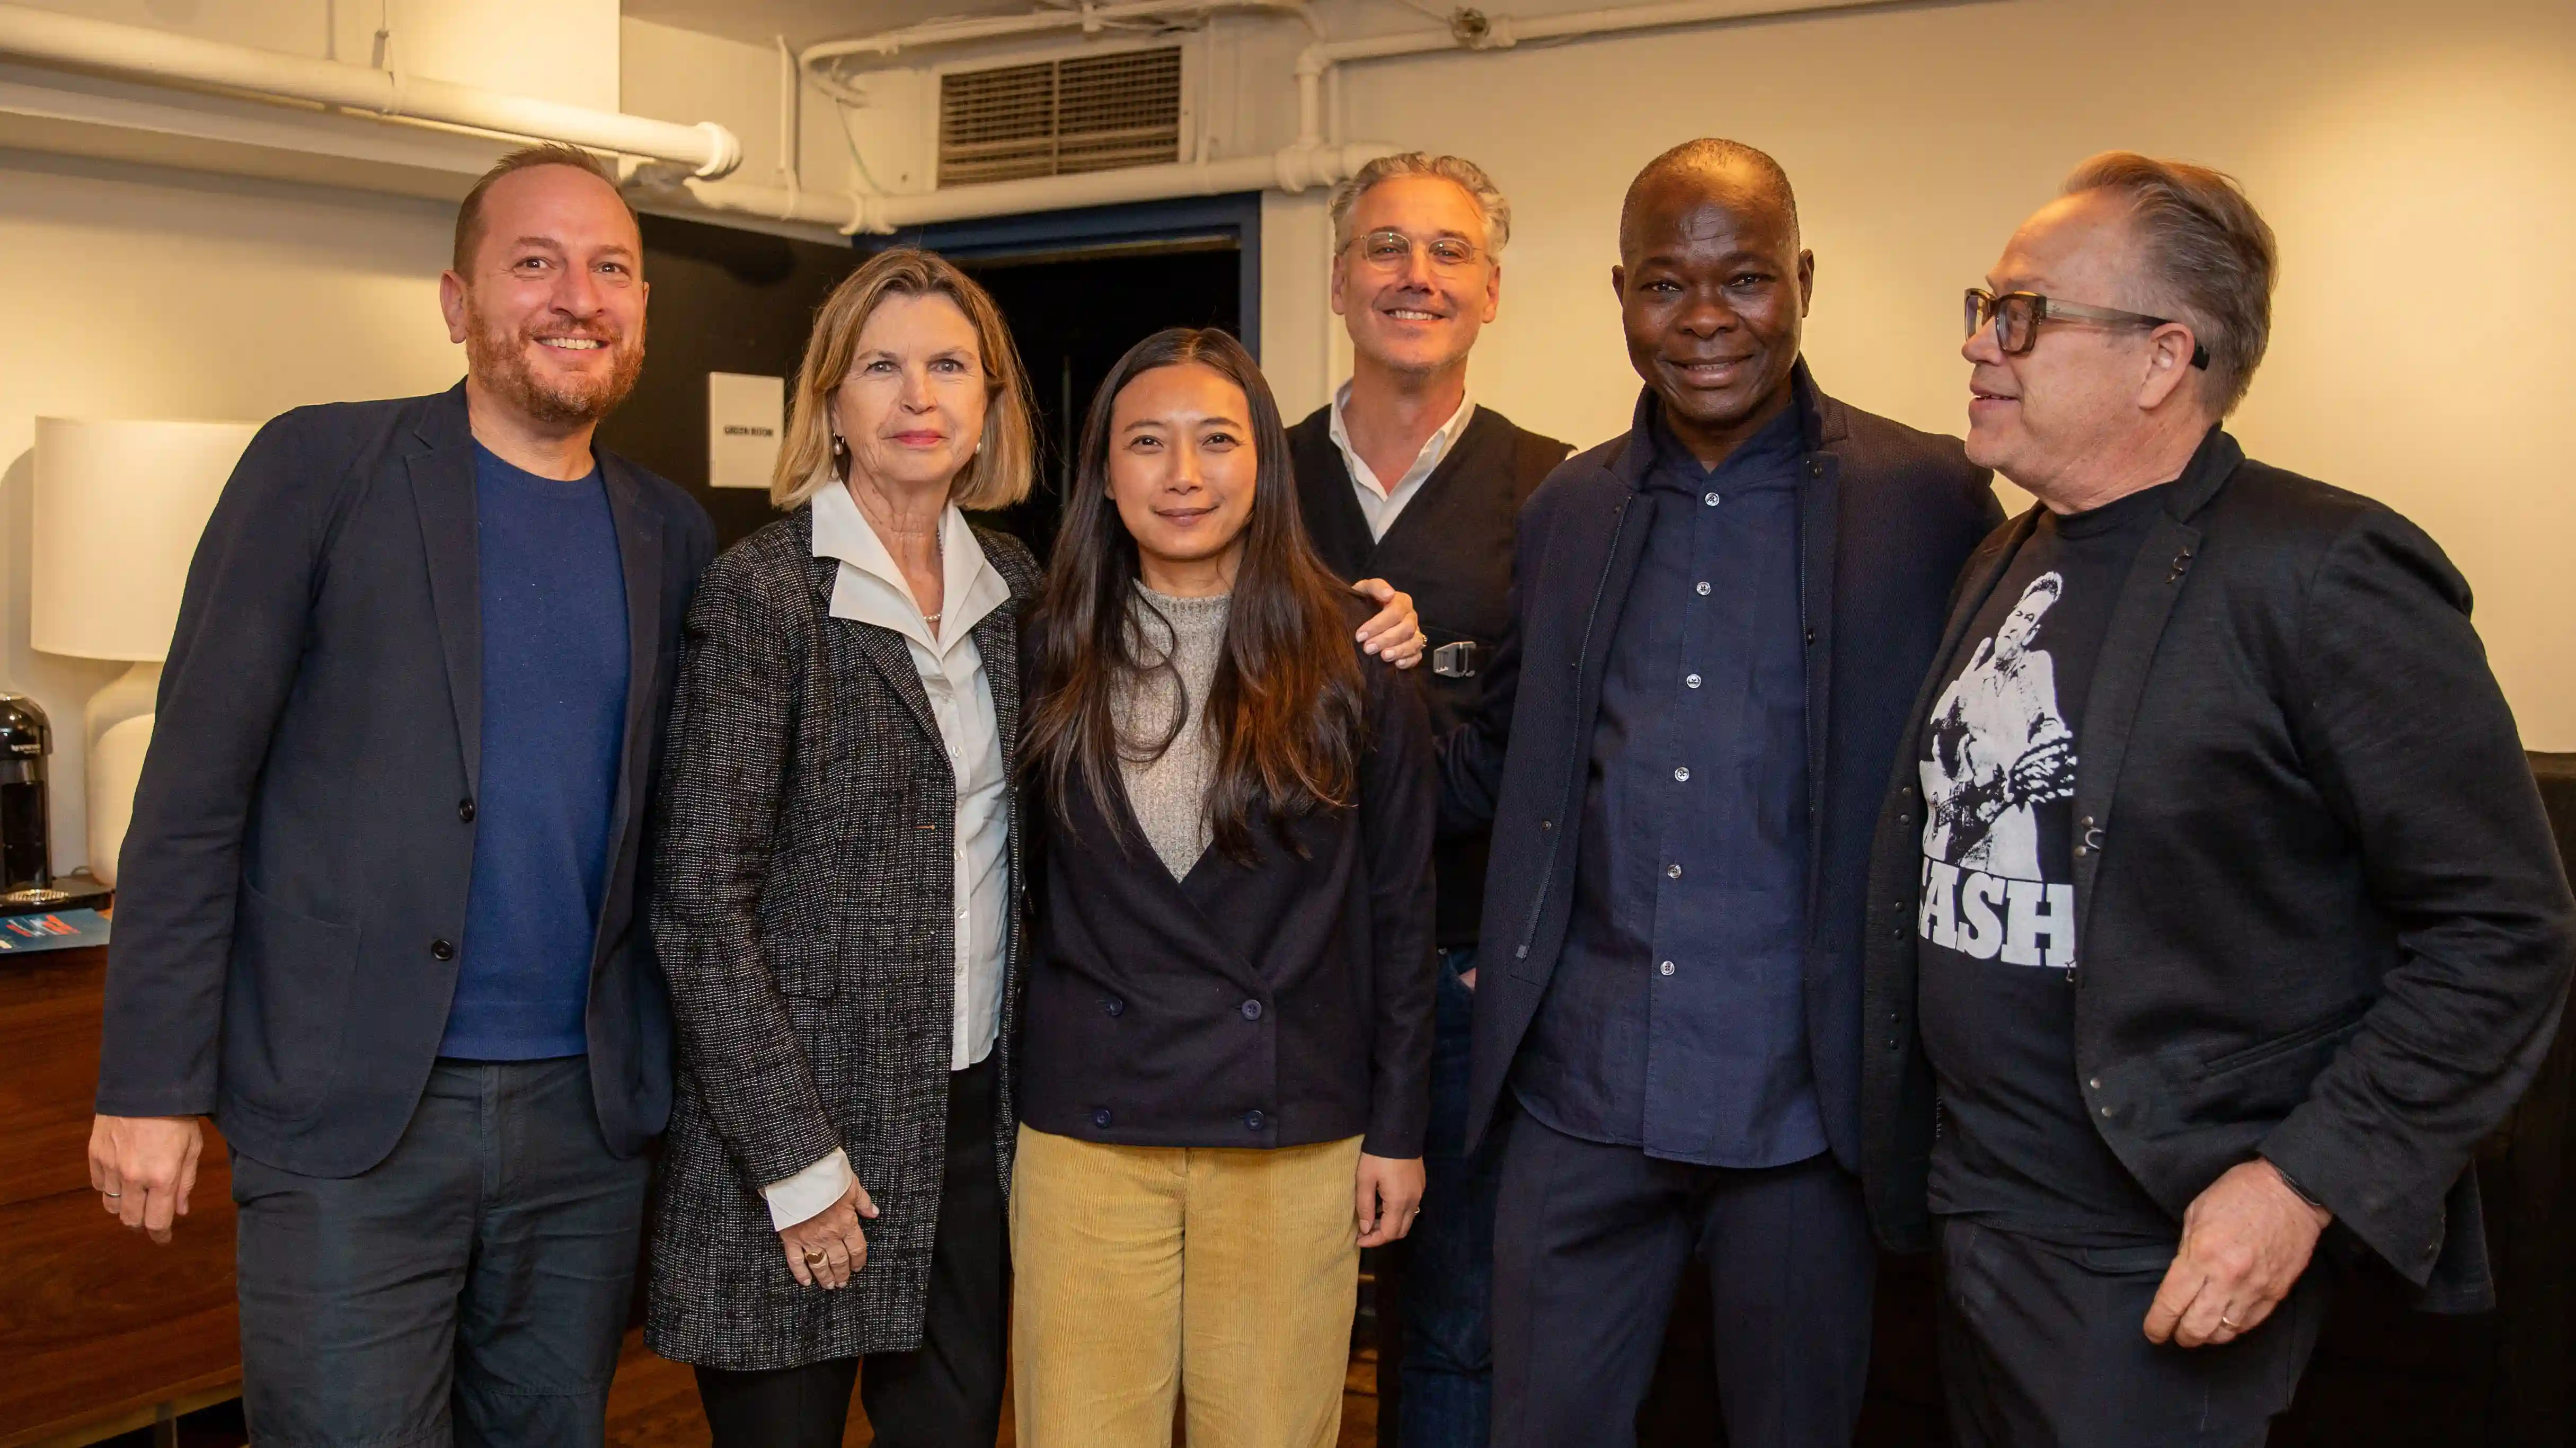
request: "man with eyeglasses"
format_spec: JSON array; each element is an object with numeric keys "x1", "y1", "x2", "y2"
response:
[
  {"x1": 1287, "y1": 150, "x2": 1570, "y2": 1448},
  {"x1": 1440, "y1": 137, "x2": 1999, "y2": 1447},
  {"x1": 1860, "y1": 153, "x2": 2573, "y2": 1446}
]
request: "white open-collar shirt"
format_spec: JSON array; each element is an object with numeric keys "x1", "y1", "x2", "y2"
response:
[
  {"x1": 762, "y1": 479, "x2": 1012, "y2": 1230},
  {"x1": 1327, "y1": 379, "x2": 1475, "y2": 540}
]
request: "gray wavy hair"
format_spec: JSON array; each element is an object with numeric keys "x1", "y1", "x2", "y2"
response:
[
  {"x1": 2063, "y1": 152, "x2": 2279, "y2": 416},
  {"x1": 1327, "y1": 152, "x2": 1512, "y2": 256}
]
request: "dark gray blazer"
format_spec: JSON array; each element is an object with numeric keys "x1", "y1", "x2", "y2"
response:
[
  {"x1": 96, "y1": 383, "x2": 715, "y2": 1175},
  {"x1": 1860, "y1": 428, "x2": 2576, "y2": 1310},
  {"x1": 644, "y1": 508, "x2": 1041, "y2": 1371}
]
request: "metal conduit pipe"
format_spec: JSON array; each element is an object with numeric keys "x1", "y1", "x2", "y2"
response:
[
  {"x1": 0, "y1": 1, "x2": 743, "y2": 176},
  {"x1": 671, "y1": 139, "x2": 1396, "y2": 234},
  {"x1": 1294, "y1": 0, "x2": 1904, "y2": 147}
]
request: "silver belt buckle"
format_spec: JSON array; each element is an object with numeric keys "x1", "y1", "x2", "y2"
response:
[{"x1": 1431, "y1": 640, "x2": 1480, "y2": 678}]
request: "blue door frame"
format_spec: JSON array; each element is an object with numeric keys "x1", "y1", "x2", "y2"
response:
[{"x1": 856, "y1": 191, "x2": 1265, "y2": 358}]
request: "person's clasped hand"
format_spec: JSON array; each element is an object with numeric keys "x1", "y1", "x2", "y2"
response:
[
  {"x1": 779, "y1": 1176, "x2": 879, "y2": 1291},
  {"x1": 2144, "y1": 1158, "x2": 2331, "y2": 1349}
]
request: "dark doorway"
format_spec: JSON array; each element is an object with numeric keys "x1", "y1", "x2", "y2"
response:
[
  {"x1": 596, "y1": 211, "x2": 863, "y2": 552},
  {"x1": 601, "y1": 198, "x2": 1253, "y2": 566},
  {"x1": 944, "y1": 243, "x2": 1241, "y2": 563},
  {"x1": 869, "y1": 191, "x2": 1259, "y2": 566}
]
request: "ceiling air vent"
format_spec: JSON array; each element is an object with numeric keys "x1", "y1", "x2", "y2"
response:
[{"x1": 939, "y1": 47, "x2": 1183, "y2": 187}]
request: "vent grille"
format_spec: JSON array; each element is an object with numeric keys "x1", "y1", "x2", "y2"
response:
[{"x1": 939, "y1": 48, "x2": 1183, "y2": 187}]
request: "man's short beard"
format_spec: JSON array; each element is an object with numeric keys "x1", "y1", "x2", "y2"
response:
[{"x1": 463, "y1": 305, "x2": 645, "y2": 427}]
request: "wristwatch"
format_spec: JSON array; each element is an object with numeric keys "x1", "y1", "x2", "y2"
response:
[{"x1": 2263, "y1": 1156, "x2": 2328, "y2": 1213}]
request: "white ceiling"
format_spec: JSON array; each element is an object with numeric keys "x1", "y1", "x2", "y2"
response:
[{"x1": 623, "y1": 0, "x2": 1037, "y2": 48}]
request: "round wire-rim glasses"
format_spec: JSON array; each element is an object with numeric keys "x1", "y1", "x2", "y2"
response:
[{"x1": 1349, "y1": 228, "x2": 1484, "y2": 273}]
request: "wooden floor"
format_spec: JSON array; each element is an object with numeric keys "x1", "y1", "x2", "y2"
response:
[{"x1": 603, "y1": 1330, "x2": 1380, "y2": 1447}]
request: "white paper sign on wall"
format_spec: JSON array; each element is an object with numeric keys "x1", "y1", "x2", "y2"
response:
[{"x1": 709, "y1": 372, "x2": 785, "y2": 490}]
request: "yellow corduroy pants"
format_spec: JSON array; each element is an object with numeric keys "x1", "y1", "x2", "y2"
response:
[{"x1": 1010, "y1": 1125, "x2": 1365, "y2": 1448}]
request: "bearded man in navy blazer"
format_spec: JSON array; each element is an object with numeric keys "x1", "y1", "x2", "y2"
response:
[
  {"x1": 1441, "y1": 138, "x2": 2001, "y2": 1446},
  {"x1": 87, "y1": 145, "x2": 715, "y2": 1447}
]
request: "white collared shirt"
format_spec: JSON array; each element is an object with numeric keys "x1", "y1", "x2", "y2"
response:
[
  {"x1": 762, "y1": 480, "x2": 1012, "y2": 1231},
  {"x1": 1327, "y1": 380, "x2": 1475, "y2": 540}
]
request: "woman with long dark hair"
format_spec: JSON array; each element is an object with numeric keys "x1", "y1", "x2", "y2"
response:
[{"x1": 1011, "y1": 327, "x2": 1438, "y2": 1447}]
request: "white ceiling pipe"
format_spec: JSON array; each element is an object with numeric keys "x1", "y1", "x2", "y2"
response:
[
  {"x1": 676, "y1": 140, "x2": 1395, "y2": 235},
  {"x1": 0, "y1": 2, "x2": 742, "y2": 176},
  {"x1": 1295, "y1": 0, "x2": 1908, "y2": 147}
]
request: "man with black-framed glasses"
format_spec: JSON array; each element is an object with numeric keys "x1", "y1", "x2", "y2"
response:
[{"x1": 1861, "y1": 152, "x2": 2573, "y2": 1447}]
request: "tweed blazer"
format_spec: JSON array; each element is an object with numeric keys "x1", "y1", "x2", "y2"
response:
[{"x1": 644, "y1": 506, "x2": 1040, "y2": 1371}]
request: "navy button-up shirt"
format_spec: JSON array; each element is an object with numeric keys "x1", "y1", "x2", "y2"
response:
[{"x1": 1512, "y1": 393, "x2": 1826, "y2": 1168}]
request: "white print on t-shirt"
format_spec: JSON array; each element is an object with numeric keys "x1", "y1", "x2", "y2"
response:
[{"x1": 1918, "y1": 572, "x2": 2080, "y2": 968}]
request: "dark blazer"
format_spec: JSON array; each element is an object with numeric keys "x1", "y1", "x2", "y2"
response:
[
  {"x1": 1445, "y1": 364, "x2": 2000, "y2": 1163},
  {"x1": 1017, "y1": 597, "x2": 1440, "y2": 1158},
  {"x1": 1289, "y1": 404, "x2": 1573, "y2": 947},
  {"x1": 643, "y1": 509, "x2": 1041, "y2": 1371},
  {"x1": 1860, "y1": 428, "x2": 2576, "y2": 1309},
  {"x1": 96, "y1": 383, "x2": 714, "y2": 1176}
]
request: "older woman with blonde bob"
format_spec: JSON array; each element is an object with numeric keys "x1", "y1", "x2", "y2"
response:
[{"x1": 642, "y1": 246, "x2": 1042, "y2": 1448}]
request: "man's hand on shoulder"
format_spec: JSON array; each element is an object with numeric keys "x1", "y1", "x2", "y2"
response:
[
  {"x1": 2144, "y1": 1158, "x2": 2331, "y2": 1349},
  {"x1": 89, "y1": 1114, "x2": 205, "y2": 1245}
]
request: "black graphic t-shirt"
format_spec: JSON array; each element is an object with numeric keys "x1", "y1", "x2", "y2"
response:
[{"x1": 1916, "y1": 484, "x2": 2176, "y2": 1245}]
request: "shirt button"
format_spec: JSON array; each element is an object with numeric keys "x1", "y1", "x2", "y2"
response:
[
  {"x1": 1104, "y1": 998, "x2": 1125, "y2": 1017},
  {"x1": 1666, "y1": 863, "x2": 1683, "y2": 879},
  {"x1": 1244, "y1": 1109, "x2": 1266, "y2": 1131},
  {"x1": 1685, "y1": 673, "x2": 1702, "y2": 688},
  {"x1": 1241, "y1": 999, "x2": 1264, "y2": 1021},
  {"x1": 1672, "y1": 766, "x2": 1690, "y2": 783},
  {"x1": 1695, "y1": 581, "x2": 1712, "y2": 596},
  {"x1": 457, "y1": 798, "x2": 475, "y2": 823},
  {"x1": 430, "y1": 938, "x2": 455, "y2": 962},
  {"x1": 1703, "y1": 491, "x2": 1721, "y2": 507},
  {"x1": 2100, "y1": 1106, "x2": 2115, "y2": 1118},
  {"x1": 1659, "y1": 960, "x2": 1676, "y2": 976},
  {"x1": 1093, "y1": 1108, "x2": 1113, "y2": 1127},
  {"x1": 2088, "y1": 1077, "x2": 2102, "y2": 1090}
]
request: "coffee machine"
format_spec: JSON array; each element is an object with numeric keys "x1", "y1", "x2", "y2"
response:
[
  {"x1": 0, "y1": 695, "x2": 111, "y2": 914},
  {"x1": 0, "y1": 694, "x2": 57, "y2": 902}
]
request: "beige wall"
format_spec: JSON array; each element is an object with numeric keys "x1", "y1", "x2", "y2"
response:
[
  {"x1": 3, "y1": 0, "x2": 619, "y2": 105},
  {"x1": 0, "y1": 154, "x2": 462, "y2": 870},
  {"x1": 1262, "y1": 0, "x2": 2576, "y2": 748}
]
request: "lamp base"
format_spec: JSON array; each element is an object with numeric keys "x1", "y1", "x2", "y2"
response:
[{"x1": 85, "y1": 663, "x2": 159, "y2": 887}]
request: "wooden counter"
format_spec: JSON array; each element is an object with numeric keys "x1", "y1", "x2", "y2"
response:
[{"x1": 0, "y1": 945, "x2": 239, "y2": 1448}]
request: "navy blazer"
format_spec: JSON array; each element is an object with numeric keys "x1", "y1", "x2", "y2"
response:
[
  {"x1": 97, "y1": 383, "x2": 716, "y2": 1176},
  {"x1": 1444, "y1": 364, "x2": 1999, "y2": 1166}
]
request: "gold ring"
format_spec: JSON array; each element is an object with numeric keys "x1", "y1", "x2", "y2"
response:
[
  {"x1": 2219, "y1": 1314, "x2": 2243, "y2": 1330},
  {"x1": 803, "y1": 1248, "x2": 828, "y2": 1264}
]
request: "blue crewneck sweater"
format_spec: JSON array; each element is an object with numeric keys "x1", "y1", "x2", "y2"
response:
[{"x1": 438, "y1": 442, "x2": 631, "y2": 1060}]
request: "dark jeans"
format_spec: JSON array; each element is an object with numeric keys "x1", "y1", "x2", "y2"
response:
[
  {"x1": 1491, "y1": 1113, "x2": 1876, "y2": 1448},
  {"x1": 232, "y1": 1056, "x2": 649, "y2": 1448},
  {"x1": 694, "y1": 1056, "x2": 1007, "y2": 1448},
  {"x1": 1940, "y1": 1219, "x2": 2332, "y2": 1447},
  {"x1": 1395, "y1": 947, "x2": 1505, "y2": 1448}
]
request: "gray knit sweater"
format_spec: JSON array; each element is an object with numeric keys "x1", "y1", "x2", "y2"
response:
[{"x1": 1113, "y1": 584, "x2": 1231, "y2": 881}]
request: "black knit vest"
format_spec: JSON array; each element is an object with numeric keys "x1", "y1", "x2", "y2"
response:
[{"x1": 1288, "y1": 403, "x2": 1573, "y2": 947}]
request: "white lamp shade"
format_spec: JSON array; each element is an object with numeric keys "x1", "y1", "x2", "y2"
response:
[{"x1": 32, "y1": 417, "x2": 259, "y2": 662}]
